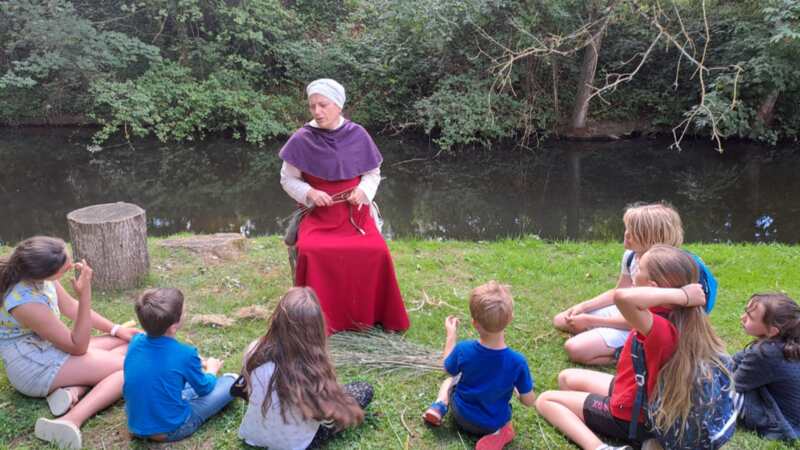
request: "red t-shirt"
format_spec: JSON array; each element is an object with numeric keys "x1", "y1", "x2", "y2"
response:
[{"x1": 610, "y1": 313, "x2": 679, "y2": 422}]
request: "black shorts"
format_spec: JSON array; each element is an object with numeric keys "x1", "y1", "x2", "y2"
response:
[
  {"x1": 447, "y1": 379, "x2": 496, "y2": 436},
  {"x1": 582, "y1": 394, "x2": 653, "y2": 443}
]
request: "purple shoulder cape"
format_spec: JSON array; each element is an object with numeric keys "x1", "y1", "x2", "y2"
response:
[{"x1": 278, "y1": 120, "x2": 383, "y2": 181}]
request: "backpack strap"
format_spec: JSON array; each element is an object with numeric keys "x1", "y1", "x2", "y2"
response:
[
  {"x1": 625, "y1": 251, "x2": 636, "y2": 273},
  {"x1": 628, "y1": 337, "x2": 648, "y2": 440}
]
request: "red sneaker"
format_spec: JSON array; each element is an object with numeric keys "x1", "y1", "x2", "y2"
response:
[{"x1": 475, "y1": 422, "x2": 515, "y2": 450}]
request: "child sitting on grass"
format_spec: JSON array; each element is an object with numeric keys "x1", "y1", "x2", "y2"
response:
[
  {"x1": 536, "y1": 245, "x2": 724, "y2": 450},
  {"x1": 123, "y1": 288, "x2": 236, "y2": 442},
  {"x1": 735, "y1": 293, "x2": 800, "y2": 441},
  {"x1": 237, "y1": 286, "x2": 372, "y2": 450},
  {"x1": 553, "y1": 202, "x2": 685, "y2": 365},
  {"x1": 422, "y1": 281, "x2": 535, "y2": 450}
]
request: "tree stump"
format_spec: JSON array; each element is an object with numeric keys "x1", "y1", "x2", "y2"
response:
[{"x1": 67, "y1": 202, "x2": 149, "y2": 290}]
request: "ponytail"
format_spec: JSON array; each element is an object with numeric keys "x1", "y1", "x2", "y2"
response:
[
  {"x1": 0, "y1": 236, "x2": 67, "y2": 306},
  {"x1": 751, "y1": 293, "x2": 800, "y2": 361}
]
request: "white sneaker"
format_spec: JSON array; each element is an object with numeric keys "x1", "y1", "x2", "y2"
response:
[
  {"x1": 34, "y1": 418, "x2": 82, "y2": 449},
  {"x1": 46, "y1": 388, "x2": 73, "y2": 417}
]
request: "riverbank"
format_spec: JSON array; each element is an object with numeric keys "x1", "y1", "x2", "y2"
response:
[{"x1": 1, "y1": 236, "x2": 797, "y2": 449}]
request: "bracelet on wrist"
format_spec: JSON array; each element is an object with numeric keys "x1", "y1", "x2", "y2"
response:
[{"x1": 680, "y1": 287, "x2": 690, "y2": 307}]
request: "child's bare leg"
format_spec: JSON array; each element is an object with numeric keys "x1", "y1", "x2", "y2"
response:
[
  {"x1": 60, "y1": 370, "x2": 123, "y2": 428},
  {"x1": 535, "y1": 391, "x2": 603, "y2": 450},
  {"x1": 558, "y1": 369, "x2": 614, "y2": 395},
  {"x1": 49, "y1": 349, "x2": 125, "y2": 428},
  {"x1": 564, "y1": 331, "x2": 616, "y2": 365},
  {"x1": 423, "y1": 377, "x2": 454, "y2": 426},
  {"x1": 89, "y1": 336, "x2": 129, "y2": 357},
  {"x1": 435, "y1": 377, "x2": 453, "y2": 405}
]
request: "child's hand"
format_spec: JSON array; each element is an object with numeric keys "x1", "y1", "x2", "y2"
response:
[
  {"x1": 203, "y1": 357, "x2": 223, "y2": 375},
  {"x1": 70, "y1": 260, "x2": 93, "y2": 299},
  {"x1": 565, "y1": 313, "x2": 593, "y2": 331},
  {"x1": 564, "y1": 305, "x2": 583, "y2": 318},
  {"x1": 444, "y1": 315, "x2": 460, "y2": 334},
  {"x1": 682, "y1": 283, "x2": 706, "y2": 307}
]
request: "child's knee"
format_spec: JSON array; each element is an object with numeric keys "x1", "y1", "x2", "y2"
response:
[
  {"x1": 534, "y1": 390, "x2": 555, "y2": 413},
  {"x1": 557, "y1": 370, "x2": 571, "y2": 389},
  {"x1": 552, "y1": 313, "x2": 568, "y2": 330},
  {"x1": 563, "y1": 339, "x2": 584, "y2": 362}
]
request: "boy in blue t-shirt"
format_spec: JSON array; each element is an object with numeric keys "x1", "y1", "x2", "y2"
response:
[
  {"x1": 123, "y1": 288, "x2": 236, "y2": 442},
  {"x1": 423, "y1": 281, "x2": 535, "y2": 449}
]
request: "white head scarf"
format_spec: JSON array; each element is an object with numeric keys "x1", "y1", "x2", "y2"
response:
[{"x1": 306, "y1": 79, "x2": 346, "y2": 109}]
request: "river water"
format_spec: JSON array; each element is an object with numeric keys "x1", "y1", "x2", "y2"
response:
[{"x1": 1, "y1": 128, "x2": 798, "y2": 245}]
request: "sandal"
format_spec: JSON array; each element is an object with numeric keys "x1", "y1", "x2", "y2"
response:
[
  {"x1": 34, "y1": 418, "x2": 82, "y2": 449},
  {"x1": 229, "y1": 374, "x2": 248, "y2": 401},
  {"x1": 422, "y1": 401, "x2": 448, "y2": 426},
  {"x1": 46, "y1": 388, "x2": 75, "y2": 417}
]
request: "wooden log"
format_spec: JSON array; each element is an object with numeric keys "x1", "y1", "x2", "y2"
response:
[{"x1": 66, "y1": 202, "x2": 149, "y2": 290}]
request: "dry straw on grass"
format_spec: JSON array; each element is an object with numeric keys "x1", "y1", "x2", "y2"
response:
[{"x1": 329, "y1": 328, "x2": 441, "y2": 375}]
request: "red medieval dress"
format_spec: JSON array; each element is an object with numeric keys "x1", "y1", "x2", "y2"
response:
[{"x1": 280, "y1": 121, "x2": 410, "y2": 334}]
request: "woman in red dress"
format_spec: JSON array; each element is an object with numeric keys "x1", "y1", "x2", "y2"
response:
[{"x1": 278, "y1": 79, "x2": 410, "y2": 334}]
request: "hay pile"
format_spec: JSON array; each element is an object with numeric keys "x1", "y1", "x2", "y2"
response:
[{"x1": 329, "y1": 329, "x2": 441, "y2": 375}]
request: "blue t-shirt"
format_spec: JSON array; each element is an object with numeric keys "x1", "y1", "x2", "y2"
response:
[
  {"x1": 123, "y1": 333, "x2": 217, "y2": 435},
  {"x1": 444, "y1": 340, "x2": 534, "y2": 431}
]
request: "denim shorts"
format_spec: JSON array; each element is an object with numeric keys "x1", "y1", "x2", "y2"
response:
[{"x1": 0, "y1": 334, "x2": 70, "y2": 397}]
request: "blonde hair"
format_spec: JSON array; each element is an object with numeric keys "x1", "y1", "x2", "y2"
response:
[
  {"x1": 623, "y1": 202, "x2": 684, "y2": 251},
  {"x1": 642, "y1": 245, "x2": 729, "y2": 439},
  {"x1": 469, "y1": 281, "x2": 513, "y2": 333}
]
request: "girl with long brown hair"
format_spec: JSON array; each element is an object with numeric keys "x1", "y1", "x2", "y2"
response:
[
  {"x1": 536, "y1": 245, "x2": 722, "y2": 450},
  {"x1": 734, "y1": 293, "x2": 800, "y2": 440},
  {"x1": 0, "y1": 236, "x2": 140, "y2": 449},
  {"x1": 237, "y1": 287, "x2": 372, "y2": 449}
]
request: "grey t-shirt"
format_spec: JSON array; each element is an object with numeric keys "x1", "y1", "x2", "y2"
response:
[{"x1": 238, "y1": 361, "x2": 321, "y2": 450}]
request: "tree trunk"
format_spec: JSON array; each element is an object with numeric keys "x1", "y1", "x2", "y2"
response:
[
  {"x1": 757, "y1": 89, "x2": 780, "y2": 127},
  {"x1": 571, "y1": 27, "x2": 605, "y2": 130},
  {"x1": 67, "y1": 202, "x2": 149, "y2": 290},
  {"x1": 552, "y1": 56, "x2": 561, "y2": 133}
]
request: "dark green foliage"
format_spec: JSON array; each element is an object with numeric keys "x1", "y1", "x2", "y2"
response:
[{"x1": 0, "y1": 0, "x2": 798, "y2": 148}]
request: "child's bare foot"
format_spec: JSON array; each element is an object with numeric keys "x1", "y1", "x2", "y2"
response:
[
  {"x1": 422, "y1": 401, "x2": 448, "y2": 426},
  {"x1": 46, "y1": 387, "x2": 81, "y2": 417}
]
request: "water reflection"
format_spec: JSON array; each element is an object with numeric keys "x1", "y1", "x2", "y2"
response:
[{"x1": 0, "y1": 128, "x2": 799, "y2": 245}]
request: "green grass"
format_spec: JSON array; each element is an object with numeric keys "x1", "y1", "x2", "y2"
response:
[{"x1": 1, "y1": 236, "x2": 799, "y2": 449}]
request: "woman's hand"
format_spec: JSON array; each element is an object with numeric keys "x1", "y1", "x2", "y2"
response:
[
  {"x1": 115, "y1": 327, "x2": 142, "y2": 342},
  {"x1": 307, "y1": 188, "x2": 334, "y2": 207},
  {"x1": 347, "y1": 188, "x2": 368, "y2": 207},
  {"x1": 70, "y1": 260, "x2": 93, "y2": 300}
]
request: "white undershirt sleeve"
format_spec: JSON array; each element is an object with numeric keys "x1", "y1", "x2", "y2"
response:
[
  {"x1": 280, "y1": 162, "x2": 313, "y2": 207},
  {"x1": 358, "y1": 167, "x2": 381, "y2": 202}
]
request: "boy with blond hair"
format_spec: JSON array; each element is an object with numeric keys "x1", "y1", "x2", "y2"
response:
[{"x1": 423, "y1": 281, "x2": 535, "y2": 450}]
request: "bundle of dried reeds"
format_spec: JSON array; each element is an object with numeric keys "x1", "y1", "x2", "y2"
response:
[{"x1": 329, "y1": 329, "x2": 442, "y2": 375}]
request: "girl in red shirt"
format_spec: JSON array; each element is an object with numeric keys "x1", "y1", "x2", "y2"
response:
[{"x1": 536, "y1": 245, "x2": 725, "y2": 450}]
